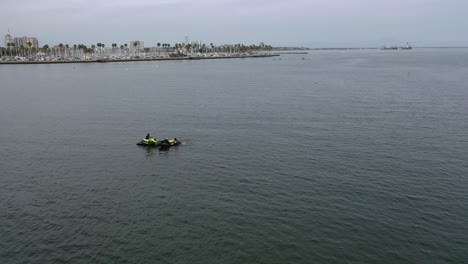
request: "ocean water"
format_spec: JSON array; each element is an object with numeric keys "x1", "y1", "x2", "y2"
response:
[{"x1": 1, "y1": 49, "x2": 467, "y2": 263}]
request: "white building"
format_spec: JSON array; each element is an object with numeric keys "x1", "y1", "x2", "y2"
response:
[{"x1": 14, "y1": 36, "x2": 39, "y2": 49}]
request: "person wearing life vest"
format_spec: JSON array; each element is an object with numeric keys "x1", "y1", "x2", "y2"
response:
[{"x1": 143, "y1": 133, "x2": 157, "y2": 144}]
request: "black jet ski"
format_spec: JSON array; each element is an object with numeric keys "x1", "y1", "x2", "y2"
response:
[{"x1": 158, "y1": 138, "x2": 181, "y2": 148}]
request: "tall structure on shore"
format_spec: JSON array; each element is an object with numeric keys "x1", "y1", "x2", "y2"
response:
[
  {"x1": 14, "y1": 36, "x2": 39, "y2": 49},
  {"x1": 3, "y1": 32, "x2": 13, "y2": 48}
]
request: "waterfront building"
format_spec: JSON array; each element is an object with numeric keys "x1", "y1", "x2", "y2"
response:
[{"x1": 14, "y1": 36, "x2": 39, "y2": 49}]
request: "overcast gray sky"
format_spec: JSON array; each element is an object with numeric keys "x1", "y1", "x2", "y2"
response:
[{"x1": 2, "y1": 0, "x2": 468, "y2": 48}]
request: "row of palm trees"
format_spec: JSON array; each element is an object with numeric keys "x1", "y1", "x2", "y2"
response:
[
  {"x1": 1, "y1": 41, "x2": 273, "y2": 59},
  {"x1": 1, "y1": 41, "x2": 36, "y2": 58},
  {"x1": 170, "y1": 43, "x2": 273, "y2": 54}
]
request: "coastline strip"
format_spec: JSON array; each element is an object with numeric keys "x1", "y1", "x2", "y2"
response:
[{"x1": 0, "y1": 54, "x2": 279, "y2": 65}]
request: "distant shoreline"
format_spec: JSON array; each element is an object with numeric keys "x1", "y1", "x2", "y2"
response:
[
  {"x1": 0, "y1": 54, "x2": 279, "y2": 65},
  {"x1": 305, "y1": 47, "x2": 468, "y2": 50}
]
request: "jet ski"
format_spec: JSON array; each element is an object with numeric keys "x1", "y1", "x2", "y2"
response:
[
  {"x1": 157, "y1": 138, "x2": 181, "y2": 148},
  {"x1": 136, "y1": 137, "x2": 159, "y2": 146}
]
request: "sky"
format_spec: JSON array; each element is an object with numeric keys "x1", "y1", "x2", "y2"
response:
[{"x1": 2, "y1": 0, "x2": 468, "y2": 48}]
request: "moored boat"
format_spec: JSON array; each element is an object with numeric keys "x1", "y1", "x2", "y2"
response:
[{"x1": 381, "y1": 43, "x2": 412, "y2": 50}]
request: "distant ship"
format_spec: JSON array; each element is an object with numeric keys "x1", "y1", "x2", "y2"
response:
[
  {"x1": 399, "y1": 42, "x2": 412, "y2": 50},
  {"x1": 381, "y1": 43, "x2": 412, "y2": 50}
]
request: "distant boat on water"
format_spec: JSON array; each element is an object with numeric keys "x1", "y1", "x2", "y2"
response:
[
  {"x1": 399, "y1": 42, "x2": 413, "y2": 50},
  {"x1": 381, "y1": 43, "x2": 412, "y2": 50},
  {"x1": 381, "y1": 46, "x2": 398, "y2": 50}
]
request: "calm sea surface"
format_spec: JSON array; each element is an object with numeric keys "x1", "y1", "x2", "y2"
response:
[{"x1": 1, "y1": 49, "x2": 468, "y2": 263}]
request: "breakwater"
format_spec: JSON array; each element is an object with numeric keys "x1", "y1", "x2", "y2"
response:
[
  {"x1": 273, "y1": 52, "x2": 308, "y2": 54},
  {"x1": 0, "y1": 54, "x2": 279, "y2": 65}
]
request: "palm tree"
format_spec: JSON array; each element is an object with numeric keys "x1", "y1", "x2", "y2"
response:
[
  {"x1": 20, "y1": 45, "x2": 25, "y2": 57},
  {"x1": 42, "y1": 44, "x2": 49, "y2": 57},
  {"x1": 77, "y1": 44, "x2": 82, "y2": 58},
  {"x1": 27, "y1": 41, "x2": 32, "y2": 58},
  {"x1": 112, "y1": 43, "x2": 117, "y2": 55},
  {"x1": 157, "y1": 42, "x2": 161, "y2": 56},
  {"x1": 160, "y1": 44, "x2": 167, "y2": 56},
  {"x1": 78, "y1": 44, "x2": 86, "y2": 59},
  {"x1": 65, "y1": 44, "x2": 70, "y2": 58},
  {"x1": 73, "y1": 44, "x2": 77, "y2": 58},
  {"x1": 59, "y1": 43, "x2": 64, "y2": 58},
  {"x1": 11, "y1": 43, "x2": 16, "y2": 57},
  {"x1": 82, "y1": 45, "x2": 91, "y2": 59},
  {"x1": 133, "y1": 42, "x2": 138, "y2": 56}
]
